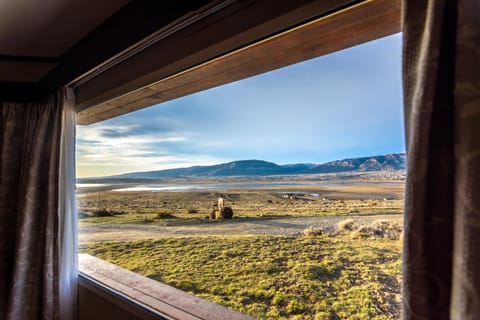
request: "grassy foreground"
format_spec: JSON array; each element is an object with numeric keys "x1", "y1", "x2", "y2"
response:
[{"x1": 80, "y1": 234, "x2": 401, "y2": 319}]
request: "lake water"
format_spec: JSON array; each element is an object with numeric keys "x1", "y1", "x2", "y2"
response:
[
  {"x1": 76, "y1": 183, "x2": 108, "y2": 188},
  {"x1": 78, "y1": 180, "x2": 402, "y2": 192},
  {"x1": 112, "y1": 182, "x2": 306, "y2": 192}
]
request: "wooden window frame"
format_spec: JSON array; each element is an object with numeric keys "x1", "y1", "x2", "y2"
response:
[{"x1": 76, "y1": 0, "x2": 401, "y2": 318}]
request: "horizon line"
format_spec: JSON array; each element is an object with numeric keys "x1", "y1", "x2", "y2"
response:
[{"x1": 77, "y1": 151, "x2": 406, "y2": 179}]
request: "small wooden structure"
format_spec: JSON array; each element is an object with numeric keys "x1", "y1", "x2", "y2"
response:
[
  {"x1": 211, "y1": 197, "x2": 233, "y2": 219},
  {"x1": 216, "y1": 198, "x2": 224, "y2": 219}
]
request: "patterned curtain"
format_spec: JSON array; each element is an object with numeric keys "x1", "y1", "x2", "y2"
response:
[
  {"x1": 402, "y1": 0, "x2": 480, "y2": 319},
  {"x1": 0, "y1": 89, "x2": 77, "y2": 320}
]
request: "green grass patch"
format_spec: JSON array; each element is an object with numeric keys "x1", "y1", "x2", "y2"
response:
[{"x1": 80, "y1": 234, "x2": 401, "y2": 319}]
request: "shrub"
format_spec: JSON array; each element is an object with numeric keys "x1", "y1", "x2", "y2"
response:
[
  {"x1": 337, "y1": 218, "x2": 356, "y2": 231},
  {"x1": 93, "y1": 209, "x2": 110, "y2": 217},
  {"x1": 351, "y1": 220, "x2": 402, "y2": 239},
  {"x1": 155, "y1": 212, "x2": 175, "y2": 219},
  {"x1": 91, "y1": 209, "x2": 125, "y2": 217},
  {"x1": 303, "y1": 226, "x2": 322, "y2": 237},
  {"x1": 351, "y1": 225, "x2": 372, "y2": 238},
  {"x1": 372, "y1": 220, "x2": 402, "y2": 239},
  {"x1": 221, "y1": 207, "x2": 234, "y2": 219},
  {"x1": 185, "y1": 208, "x2": 198, "y2": 214}
]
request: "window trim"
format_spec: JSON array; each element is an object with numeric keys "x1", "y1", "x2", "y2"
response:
[
  {"x1": 75, "y1": 0, "x2": 400, "y2": 125},
  {"x1": 79, "y1": 254, "x2": 255, "y2": 320},
  {"x1": 76, "y1": 0, "x2": 402, "y2": 318}
]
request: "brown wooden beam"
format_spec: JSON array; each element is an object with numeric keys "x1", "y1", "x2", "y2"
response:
[
  {"x1": 75, "y1": 0, "x2": 357, "y2": 119},
  {"x1": 76, "y1": 0, "x2": 400, "y2": 125}
]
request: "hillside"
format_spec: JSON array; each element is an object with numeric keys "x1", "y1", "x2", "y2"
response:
[
  {"x1": 305, "y1": 153, "x2": 406, "y2": 174},
  {"x1": 83, "y1": 153, "x2": 405, "y2": 180},
  {"x1": 116, "y1": 160, "x2": 286, "y2": 178}
]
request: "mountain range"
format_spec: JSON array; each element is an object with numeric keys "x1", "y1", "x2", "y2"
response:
[{"x1": 91, "y1": 153, "x2": 406, "y2": 180}]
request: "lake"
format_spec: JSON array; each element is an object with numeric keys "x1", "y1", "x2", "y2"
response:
[{"x1": 111, "y1": 182, "x2": 307, "y2": 192}]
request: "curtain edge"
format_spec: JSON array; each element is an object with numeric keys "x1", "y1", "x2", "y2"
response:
[{"x1": 58, "y1": 88, "x2": 78, "y2": 320}]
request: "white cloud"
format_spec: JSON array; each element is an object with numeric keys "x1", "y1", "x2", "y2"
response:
[
  {"x1": 76, "y1": 124, "x2": 227, "y2": 177},
  {"x1": 76, "y1": 34, "x2": 404, "y2": 178}
]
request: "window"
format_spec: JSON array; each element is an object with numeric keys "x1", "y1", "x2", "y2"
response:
[{"x1": 77, "y1": 32, "x2": 404, "y2": 320}]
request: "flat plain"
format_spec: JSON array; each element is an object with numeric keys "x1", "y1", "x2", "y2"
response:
[{"x1": 78, "y1": 172, "x2": 404, "y2": 319}]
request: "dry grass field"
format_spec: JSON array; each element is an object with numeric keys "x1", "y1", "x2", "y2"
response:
[
  {"x1": 77, "y1": 184, "x2": 404, "y2": 224},
  {"x1": 78, "y1": 174, "x2": 405, "y2": 319}
]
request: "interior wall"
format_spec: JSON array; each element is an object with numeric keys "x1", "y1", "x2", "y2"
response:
[
  {"x1": 78, "y1": 278, "x2": 167, "y2": 320},
  {"x1": 78, "y1": 285, "x2": 142, "y2": 320}
]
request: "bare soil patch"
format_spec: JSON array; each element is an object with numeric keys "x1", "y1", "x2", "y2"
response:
[{"x1": 79, "y1": 213, "x2": 402, "y2": 243}]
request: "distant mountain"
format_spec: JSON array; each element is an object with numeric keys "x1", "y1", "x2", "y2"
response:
[
  {"x1": 305, "y1": 153, "x2": 406, "y2": 174},
  {"x1": 87, "y1": 153, "x2": 405, "y2": 180},
  {"x1": 113, "y1": 160, "x2": 309, "y2": 179}
]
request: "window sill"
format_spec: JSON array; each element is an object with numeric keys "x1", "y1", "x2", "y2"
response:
[{"x1": 78, "y1": 254, "x2": 255, "y2": 320}]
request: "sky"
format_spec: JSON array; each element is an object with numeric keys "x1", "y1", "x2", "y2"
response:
[{"x1": 76, "y1": 33, "x2": 404, "y2": 178}]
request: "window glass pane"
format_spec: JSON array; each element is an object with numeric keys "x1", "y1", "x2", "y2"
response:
[{"x1": 77, "y1": 33, "x2": 404, "y2": 319}]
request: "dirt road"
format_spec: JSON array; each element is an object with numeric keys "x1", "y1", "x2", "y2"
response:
[{"x1": 79, "y1": 214, "x2": 402, "y2": 243}]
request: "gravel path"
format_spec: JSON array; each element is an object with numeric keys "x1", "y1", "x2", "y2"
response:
[{"x1": 79, "y1": 214, "x2": 403, "y2": 243}]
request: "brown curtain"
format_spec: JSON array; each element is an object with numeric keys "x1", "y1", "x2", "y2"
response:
[
  {"x1": 0, "y1": 90, "x2": 72, "y2": 320},
  {"x1": 402, "y1": 0, "x2": 480, "y2": 319}
]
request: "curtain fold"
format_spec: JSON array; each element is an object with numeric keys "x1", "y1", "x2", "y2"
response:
[
  {"x1": 58, "y1": 89, "x2": 78, "y2": 320},
  {"x1": 402, "y1": 0, "x2": 480, "y2": 319},
  {"x1": 0, "y1": 89, "x2": 77, "y2": 320},
  {"x1": 450, "y1": 0, "x2": 480, "y2": 318}
]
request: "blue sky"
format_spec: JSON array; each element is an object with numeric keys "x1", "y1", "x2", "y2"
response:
[{"x1": 76, "y1": 33, "x2": 404, "y2": 178}]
